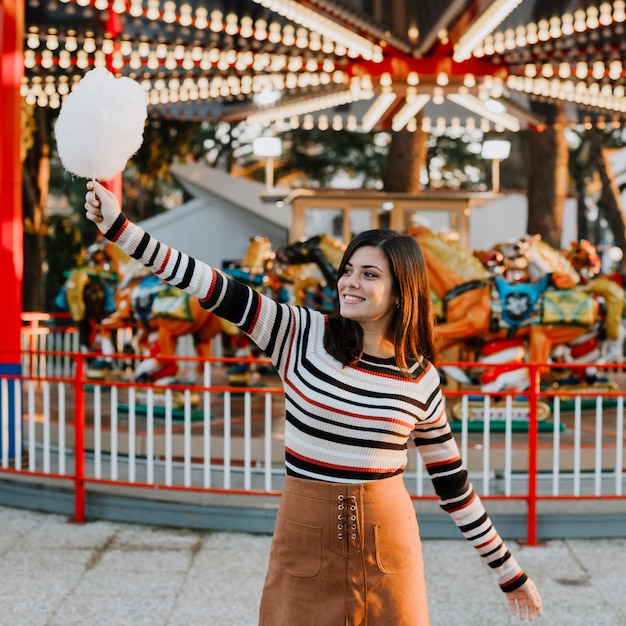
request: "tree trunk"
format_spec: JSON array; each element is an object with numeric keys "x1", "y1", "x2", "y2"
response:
[
  {"x1": 22, "y1": 107, "x2": 50, "y2": 312},
  {"x1": 591, "y1": 135, "x2": 626, "y2": 273},
  {"x1": 383, "y1": 118, "x2": 427, "y2": 193},
  {"x1": 526, "y1": 102, "x2": 568, "y2": 248},
  {"x1": 570, "y1": 141, "x2": 590, "y2": 242}
]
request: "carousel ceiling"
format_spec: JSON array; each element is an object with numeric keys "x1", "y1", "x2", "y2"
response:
[{"x1": 22, "y1": 0, "x2": 626, "y2": 133}]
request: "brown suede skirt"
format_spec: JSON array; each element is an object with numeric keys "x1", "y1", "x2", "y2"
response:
[{"x1": 259, "y1": 474, "x2": 430, "y2": 626}]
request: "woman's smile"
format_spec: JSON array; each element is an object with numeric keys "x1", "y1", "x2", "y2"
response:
[{"x1": 342, "y1": 293, "x2": 365, "y2": 304}]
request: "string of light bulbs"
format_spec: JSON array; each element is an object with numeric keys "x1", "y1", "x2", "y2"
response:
[
  {"x1": 54, "y1": 0, "x2": 380, "y2": 61},
  {"x1": 472, "y1": 0, "x2": 626, "y2": 58}
]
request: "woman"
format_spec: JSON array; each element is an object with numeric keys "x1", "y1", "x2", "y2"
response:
[{"x1": 85, "y1": 181, "x2": 542, "y2": 624}]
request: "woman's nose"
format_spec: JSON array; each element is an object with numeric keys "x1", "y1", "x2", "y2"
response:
[{"x1": 344, "y1": 275, "x2": 359, "y2": 288}]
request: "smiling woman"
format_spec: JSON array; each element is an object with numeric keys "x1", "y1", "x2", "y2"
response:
[{"x1": 84, "y1": 181, "x2": 543, "y2": 624}]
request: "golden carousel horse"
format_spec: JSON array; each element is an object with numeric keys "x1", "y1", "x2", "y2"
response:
[{"x1": 408, "y1": 226, "x2": 599, "y2": 368}]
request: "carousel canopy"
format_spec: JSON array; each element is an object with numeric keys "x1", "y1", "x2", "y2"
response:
[{"x1": 22, "y1": 0, "x2": 626, "y2": 133}]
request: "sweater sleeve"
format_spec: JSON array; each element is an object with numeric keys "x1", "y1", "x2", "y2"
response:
[{"x1": 412, "y1": 394, "x2": 528, "y2": 593}]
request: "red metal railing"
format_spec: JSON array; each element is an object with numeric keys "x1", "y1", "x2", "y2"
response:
[{"x1": 2, "y1": 326, "x2": 625, "y2": 545}]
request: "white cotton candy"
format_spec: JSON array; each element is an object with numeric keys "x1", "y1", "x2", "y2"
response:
[{"x1": 55, "y1": 67, "x2": 148, "y2": 180}]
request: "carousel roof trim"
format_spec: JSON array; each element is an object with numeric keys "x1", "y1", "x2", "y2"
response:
[{"x1": 21, "y1": 0, "x2": 626, "y2": 133}]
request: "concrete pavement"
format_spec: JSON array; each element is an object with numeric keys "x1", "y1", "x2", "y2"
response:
[{"x1": 0, "y1": 505, "x2": 624, "y2": 626}]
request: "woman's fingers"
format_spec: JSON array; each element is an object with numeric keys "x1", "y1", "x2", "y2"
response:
[
  {"x1": 84, "y1": 183, "x2": 105, "y2": 225},
  {"x1": 84, "y1": 192, "x2": 102, "y2": 222}
]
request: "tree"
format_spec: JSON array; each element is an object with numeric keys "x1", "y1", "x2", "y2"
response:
[
  {"x1": 568, "y1": 127, "x2": 626, "y2": 272},
  {"x1": 384, "y1": 126, "x2": 427, "y2": 192},
  {"x1": 525, "y1": 101, "x2": 569, "y2": 248},
  {"x1": 22, "y1": 105, "x2": 52, "y2": 312},
  {"x1": 120, "y1": 118, "x2": 206, "y2": 222},
  {"x1": 593, "y1": 140, "x2": 626, "y2": 273}
]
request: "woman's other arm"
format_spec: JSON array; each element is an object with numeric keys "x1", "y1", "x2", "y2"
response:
[{"x1": 412, "y1": 380, "x2": 543, "y2": 621}]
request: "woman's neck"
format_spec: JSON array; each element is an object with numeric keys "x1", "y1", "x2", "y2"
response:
[{"x1": 361, "y1": 331, "x2": 395, "y2": 359}]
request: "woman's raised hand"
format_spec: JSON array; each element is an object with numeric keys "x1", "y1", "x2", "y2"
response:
[{"x1": 84, "y1": 180, "x2": 122, "y2": 234}]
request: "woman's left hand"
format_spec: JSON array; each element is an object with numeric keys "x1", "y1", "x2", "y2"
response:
[{"x1": 506, "y1": 577, "x2": 543, "y2": 621}]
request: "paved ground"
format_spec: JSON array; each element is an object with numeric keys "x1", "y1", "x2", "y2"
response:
[{"x1": 0, "y1": 505, "x2": 624, "y2": 626}]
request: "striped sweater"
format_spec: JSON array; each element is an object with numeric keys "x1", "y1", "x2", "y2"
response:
[{"x1": 104, "y1": 215, "x2": 527, "y2": 592}]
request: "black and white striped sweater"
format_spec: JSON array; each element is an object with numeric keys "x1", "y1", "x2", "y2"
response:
[{"x1": 103, "y1": 215, "x2": 527, "y2": 591}]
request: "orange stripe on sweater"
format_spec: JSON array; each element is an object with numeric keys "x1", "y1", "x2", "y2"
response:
[
  {"x1": 109, "y1": 219, "x2": 129, "y2": 242},
  {"x1": 501, "y1": 571, "x2": 525, "y2": 587},
  {"x1": 446, "y1": 491, "x2": 477, "y2": 514},
  {"x1": 476, "y1": 534, "x2": 499, "y2": 550},
  {"x1": 156, "y1": 247, "x2": 171, "y2": 275}
]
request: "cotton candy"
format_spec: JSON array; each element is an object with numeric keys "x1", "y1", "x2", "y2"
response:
[{"x1": 55, "y1": 67, "x2": 148, "y2": 180}]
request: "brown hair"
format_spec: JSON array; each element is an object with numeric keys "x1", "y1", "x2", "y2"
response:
[{"x1": 324, "y1": 229, "x2": 438, "y2": 375}]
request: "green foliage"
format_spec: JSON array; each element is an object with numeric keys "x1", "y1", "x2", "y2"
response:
[
  {"x1": 277, "y1": 128, "x2": 387, "y2": 187},
  {"x1": 568, "y1": 126, "x2": 626, "y2": 246},
  {"x1": 44, "y1": 213, "x2": 85, "y2": 311},
  {"x1": 131, "y1": 118, "x2": 204, "y2": 179},
  {"x1": 120, "y1": 119, "x2": 235, "y2": 220},
  {"x1": 426, "y1": 134, "x2": 483, "y2": 190}
]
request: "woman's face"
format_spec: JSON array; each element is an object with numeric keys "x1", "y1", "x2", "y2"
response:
[{"x1": 337, "y1": 245, "x2": 398, "y2": 330}]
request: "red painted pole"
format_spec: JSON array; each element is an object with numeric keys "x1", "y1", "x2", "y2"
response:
[
  {"x1": 102, "y1": 4, "x2": 123, "y2": 205},
  {"x1": 0, "y1": 0, "x2": 24, "y2": 361},
  {"x1": 526, "y1": 363, "x2": 539, "y2": 546},
  {"x1": 0, "y1": 0, "x2": 25, "y2": 459},
  {"x1": 73, "y1": 354, "x2": 86, "y2": 523}
]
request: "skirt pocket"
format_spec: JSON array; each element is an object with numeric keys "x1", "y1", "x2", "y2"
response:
[
  {"x1": 374, "y1": 515, "x2": 419, "y2": 574},
  {"x1": 280, "y1": 518, "x2": 322, "y2": 577}
]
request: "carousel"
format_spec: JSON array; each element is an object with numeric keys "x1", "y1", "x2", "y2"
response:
[{"x1": 3, "y1": 0, "x2": 626, "y2": 425}]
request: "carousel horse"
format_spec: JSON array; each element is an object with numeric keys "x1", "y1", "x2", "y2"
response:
[
  {"x1": 58, "y1": 243, "x2": 229, "y2": 383},
  {"x1": 54, "y1": 242, "x2": 119, "y2": 351},
  {"x1": 490, "y1": 235, "x2": 625, "y2": 362},
  {"x1": 275, "y1": 234, "x2": 346, "y2": 313},
  {"x1": 98, "y1": 268, "x2": 230, "y2": 384},
  {"x1": 222, "y1": 235, "x2": 290, "y2": 306},
  {"x1": 564, "y1": 239, "x2": 625, "y2": 361},
  {"x1": 490, "y1": 234, "x2": 580, "y2": 288},
  {"x1": 220, "y1": 235, "x2": 286, "y2": 383},
  {"x1": 276, "y1": 234, "x2": 345, "y2": 288},
  {"x1": 408, "y1": 226, "x2": 599, "y2": 371}
]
